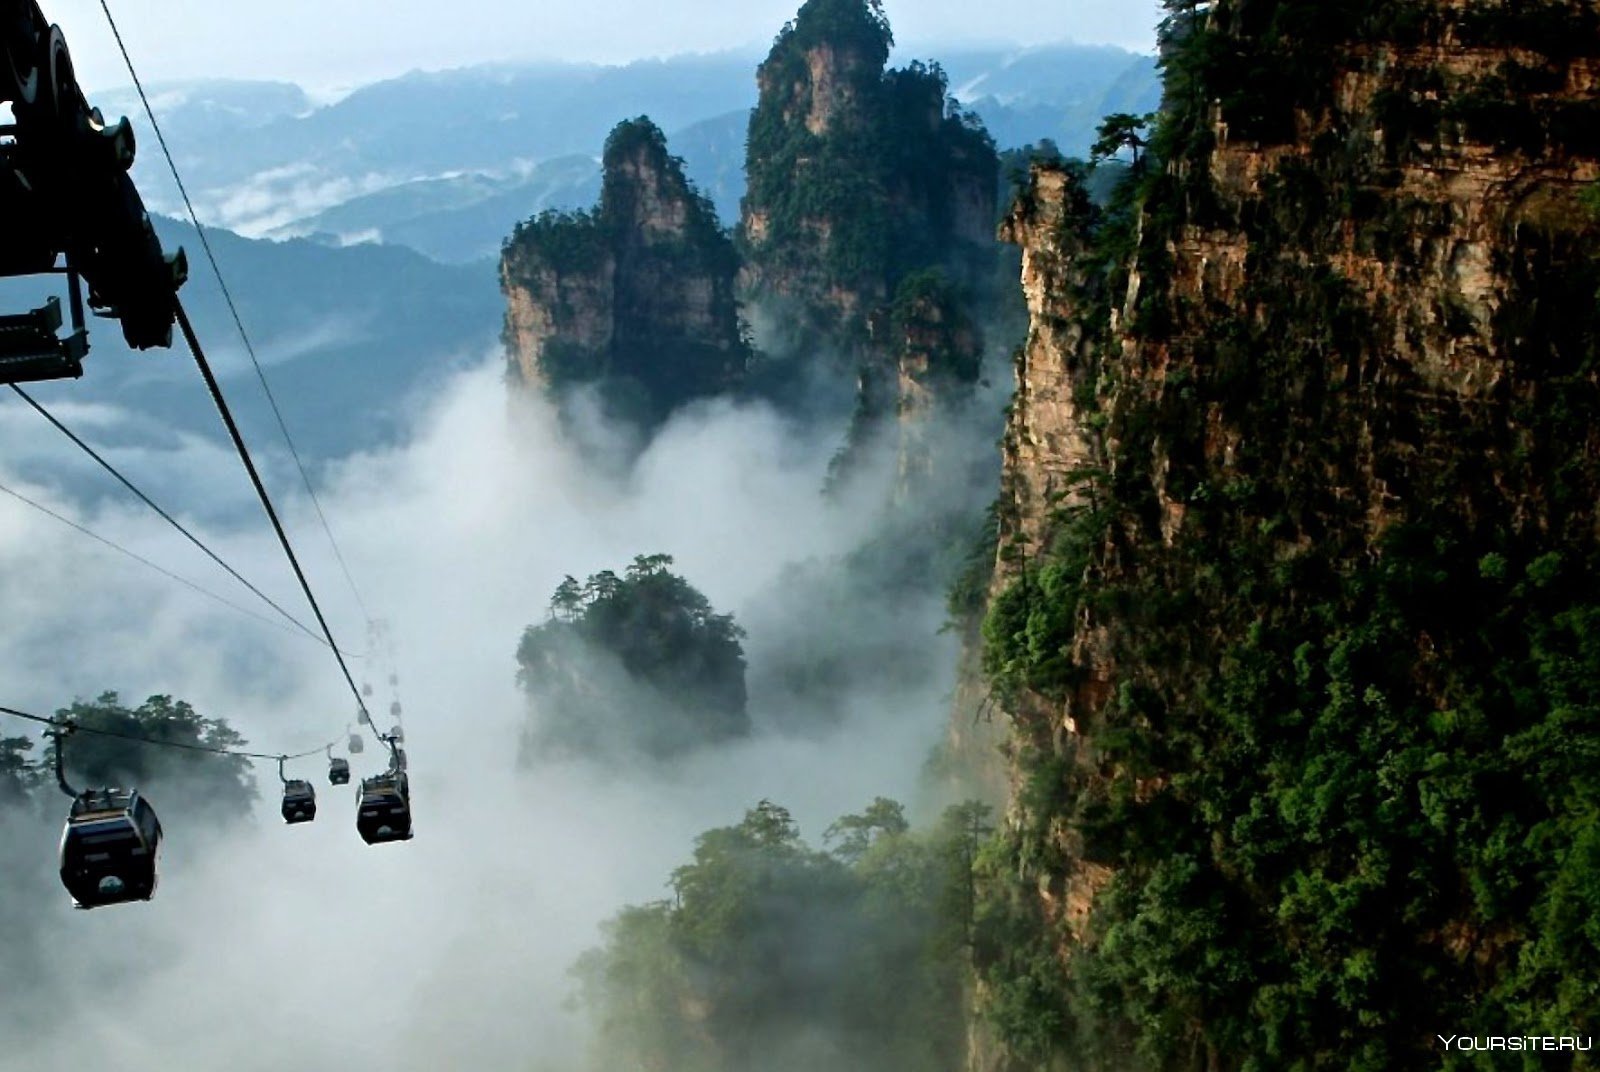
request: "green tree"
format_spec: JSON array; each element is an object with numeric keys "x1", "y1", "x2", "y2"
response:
[
  {"x1": 823, "y1": 796, "x2": 908, "y2": 864},
  {"x1": 575, "y1": 798, "x2": 988, "y2": 1072},
  {"x1": 517, "y1": 556, "x2": 749, "y2": 760},
  {"x1": 0, "y1": 735, "x2": 38, "y2": 804},
  {"x1": 55, "y1": 692, "x2": 256, "y2": 823},
  {"x1": 1090, "y1": 112, "x2": 1155, "y2": 171}
]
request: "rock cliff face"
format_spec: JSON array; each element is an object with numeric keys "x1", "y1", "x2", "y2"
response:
[
  {"x1": 501, "y1": 117, "x2": 747, "y2": 426},
  {"x1": 740, "y1": 0, "x2": 999, "y2": 457},
  {"x1": 966, "y1": 2, "x2": 1600, "y2": 1068}
]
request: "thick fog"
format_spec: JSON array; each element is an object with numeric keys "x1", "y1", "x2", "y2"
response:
[{"x1": 0, "y1": 354, "x2": 983, "y2": 1069}]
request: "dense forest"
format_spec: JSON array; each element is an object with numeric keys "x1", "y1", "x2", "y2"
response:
[
  {"x1": 575, "y1": 798, "x2": 991, "y2": 1072},
  {"x1": 964, "y1": 0, "x2": 1600, "y2": 1067}
]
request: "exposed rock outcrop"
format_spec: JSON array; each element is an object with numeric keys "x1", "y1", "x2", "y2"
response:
[
  {"x1": 501, "y1": 117, "x2": 748, "y2": 427},
  {"x1": 963, "y1": 2, "x2": 1600, "y2": 1067},
  {"x1": 740, "y1": 0, "x2": 1000, "y2": 477}
]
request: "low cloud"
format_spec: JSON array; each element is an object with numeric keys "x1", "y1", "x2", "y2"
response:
[{"x1": 0, "y1": 352, "x2": 987, "y2": 1069}]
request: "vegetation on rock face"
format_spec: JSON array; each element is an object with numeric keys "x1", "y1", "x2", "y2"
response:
[
  {"x1": 502, "y1": 117, "x2": 749, "y2": 428},
  {"x1": 517, "y1": 555, "x2": 749, "y2": 760},
  {"x1": 741, "y1": 0, "x2": 998, "y2": 357},
  {"x1": 50, "y1": 693, "x2": 257, "y2": 815},
  {"x1": 969, "y1": 0, "x2": 1600, "y2": 1066},
  {"x1": 573, "y1": 797, "x2": 991, "y2": 1072}
]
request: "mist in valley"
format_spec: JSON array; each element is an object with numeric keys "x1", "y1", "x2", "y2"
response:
[{"x1": 0, "y1": 346, "x2": 998, "y2": 1069}]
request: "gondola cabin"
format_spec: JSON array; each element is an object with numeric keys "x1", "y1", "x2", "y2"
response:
[
  {"x1": 356, "y1": 772, "x2": 412, "y2": 845},
  {"x1": 328, "y1": 757, "x2": 351, "y2": 785},
  {"x1": 58, "y1": 788, "x2": 161, "y2": 909},
  {"x1": 281, "y1": 779, "x2": 316, "y2": 824},
  {"x1": 348, "y1": 734, "x2": 364, "y2": 754},
  {"x1": 389, "y1": 724, "x2": 404, "y2": 743}
]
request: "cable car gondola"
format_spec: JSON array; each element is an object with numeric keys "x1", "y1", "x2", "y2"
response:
[
  {"x1": 59, "y1": 787, "x2": 162, "y2": 908},
  {"x1": 281, "y1": 778, "x2": 316, "y2": 824},
  {"x1": 49, "y1": 726, "x2": 161, "y2": 908},
  {"x1": 328, "y1": 756, "x2": 350, "y2": 785},
  {"x1": 389, "y1": 724, "x2": 404, "y2": 743},
  {"x1": 356, "y1": 771, "x2": 412, "y2": 845},
  {"x1": 348, "y1": 733, "x2": 363, "y2": 754},
  {"x1": 389, "y1": 701, "x2": 401, "y2": 719}
]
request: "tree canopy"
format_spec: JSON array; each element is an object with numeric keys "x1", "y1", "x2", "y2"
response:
[
  {"x1": 51, "y1": 692, "x2": 257, "y2": 823},
  {"x1": 573, "y1": 798, "x2": 991, "y2": 1072},
  {"x1": 518, "y1": 555, "x2": 749, "y2": 760}
]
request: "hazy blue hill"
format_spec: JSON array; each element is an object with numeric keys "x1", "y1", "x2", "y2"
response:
[
  {"x1": 117, "y1": 55, "x2": 760, "y2": 210},
  {"x1": 107, "y1": 45, "x2": 1158, "y2": 253},
  {"x1": 670, "y1": 110, "x2": 750, "y2": 226},
  {"x1": 302, "y1": 55, "x2": 762, "y2": 175},
  {"x1": 279, "y1": 155, "x2": 605, "y2": 263},
  {"x1": 0, "y1": 218, "x2": 500, "y2": 465},
  {"x1": 943, "y1": 45, "x2": 1161, "y2": 153},
  {"x1": 91, "y1": 79, "x2": 313, "y2": 143}
]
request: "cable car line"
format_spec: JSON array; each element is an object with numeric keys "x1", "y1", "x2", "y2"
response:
[
  {"x1": 6, "y1": 384, "x2": 339, "y2": 651},
  {"x1": 0, "y1": 3, "x2": 416, "y2": 902},
  {"x1": 0, "y1": 476, "x2": 335, "y2": 646},
  {"x1": 0, "y1": 704, "x2": 338, "y2": 763},
  {"x1": 96, "y1": 0, "x2": 374, "y2": 626},
  {"x1": 174, "y1": 301, "x2": 385, "y2": 749}
]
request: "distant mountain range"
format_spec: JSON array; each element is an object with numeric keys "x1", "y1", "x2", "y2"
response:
[
  {"x1": 0, "y1": 217, "x2": 500, "y2": 470},
  {"x1": 98, "y1": 45, "x2": 1158, "y2": 264},
  {"x1": 0, "y1": 41, "x2": 1160, "y2": 490}
]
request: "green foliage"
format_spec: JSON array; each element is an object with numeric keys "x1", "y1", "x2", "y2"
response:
[
  {"x1": 946, "y1": 498, "x2": 1001, "y2": 626},
  {"x1": 505, "y1": 116, "x2": 749, "y2": 427},
  {"x1": 518, "y1": 555, "x2": 748, "y2": 760},
  {"x1": 1090, "y1": 112, "x2": 1155, "y2": 170},
  {"x1": 775, "y1": 0, "x2": 892, "y2": 57},
  {"x1": 981, "y1": 501, "x2": 1110, "y2": 705},
  {"x1": 971, "y1": 832, "x2": 1077, "y2": 1063},
  {"x1": 889, "y1": 268, "x2": 983, "y2": 385},
  {"x1": 0, "y1": 736, "x2": 37, "y2": 804},
  {"x1": 744, "y1": 4, "x2": 997, "y2": 301},
  {"x1": 972, "y1": 1, "x2": 1600, "y2": 1065},
  {"x1": 55, "y1": 693, "x2": 257, "y2": 822},
  {"x1": 575, "y1": 798, "x2": 990, "y2": 1072},
  {"x1": 505, "y1": 208, "x2": 610, "y2": 275},
  {"x1": 1582, "y1": 183, "x2": 1600, "y2": 222}
]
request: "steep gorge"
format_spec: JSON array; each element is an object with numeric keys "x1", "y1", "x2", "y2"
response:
[{"x1": 964, "y1": 1, "x2": 1600, "y2": 1067}]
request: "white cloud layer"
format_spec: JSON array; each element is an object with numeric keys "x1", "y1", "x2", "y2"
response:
[{"x1": 0, "y1": 356, "x2": 968, "y2": 1069}]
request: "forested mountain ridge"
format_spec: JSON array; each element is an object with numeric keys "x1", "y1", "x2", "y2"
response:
[{"x1": 959, "y1": 1, "x2": 1600, "y2": 1068}]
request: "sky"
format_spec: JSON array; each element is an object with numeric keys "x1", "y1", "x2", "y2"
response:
[{"x1": 52, "y1": 0, "x2": 1162, "y2": 94}]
